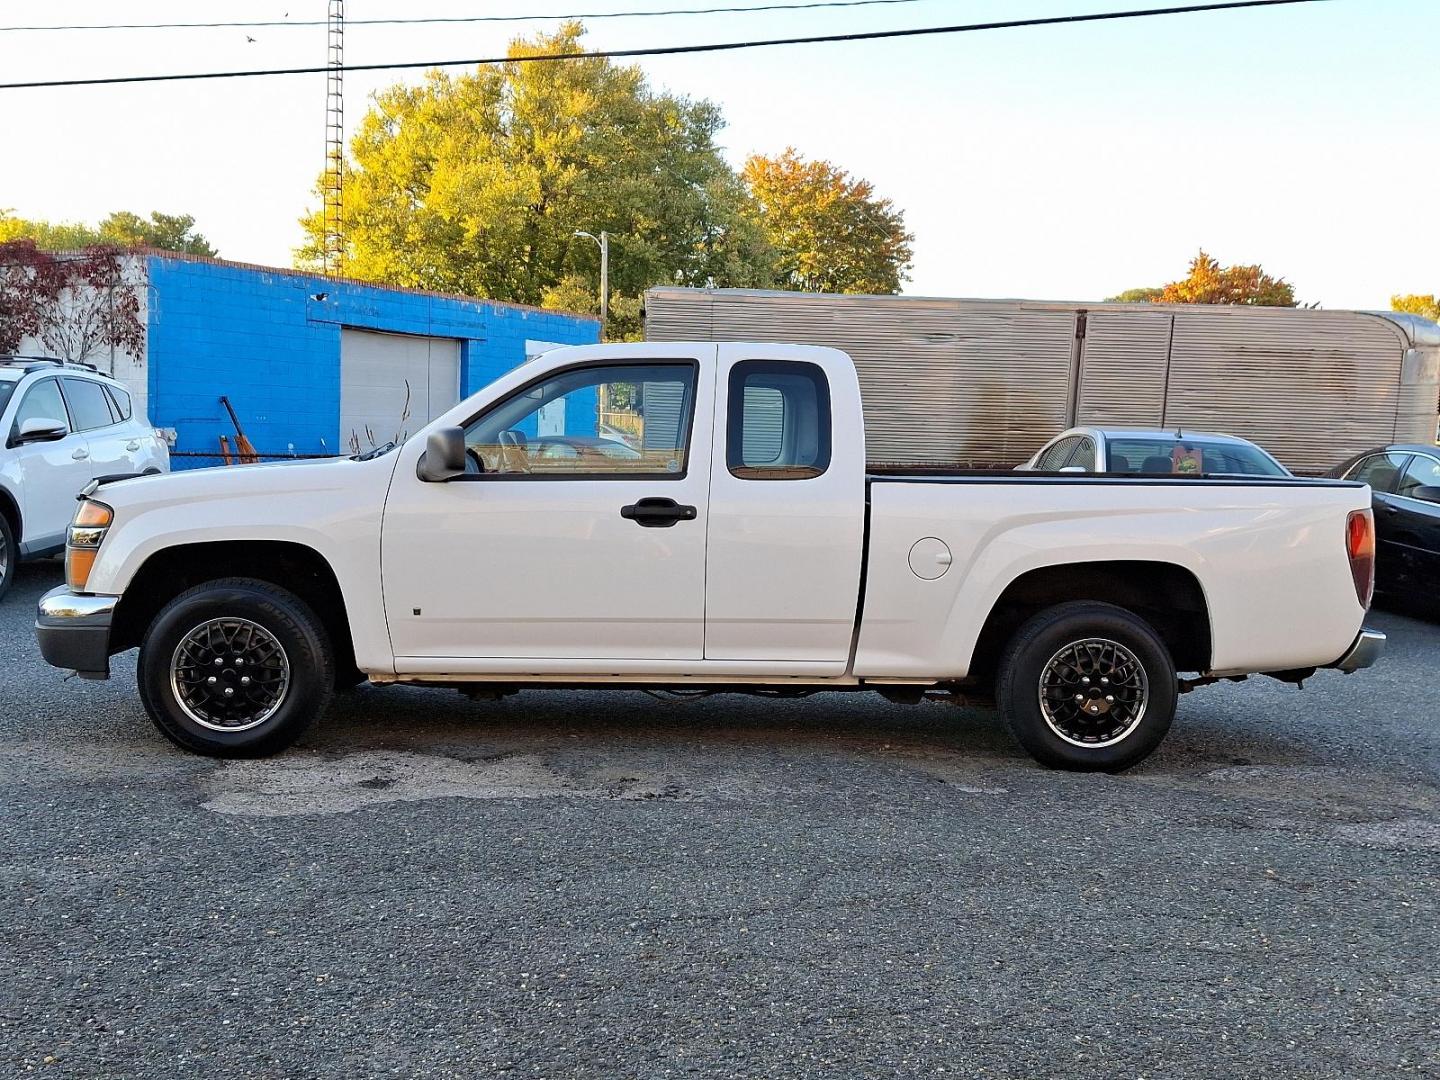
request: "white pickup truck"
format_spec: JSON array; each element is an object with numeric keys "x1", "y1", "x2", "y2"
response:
[{"x1": 35, "y1": 343, "x2": 1384, "y2": 771}]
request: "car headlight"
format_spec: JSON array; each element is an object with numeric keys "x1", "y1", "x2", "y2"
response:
[{"x1": 66, "y1": 499, "x2": 113, "y2": 592}]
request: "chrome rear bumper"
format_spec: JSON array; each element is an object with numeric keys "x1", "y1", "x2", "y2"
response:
[{"x1": 1325, "y1": 628, "x2": 1386, "y2": 673}]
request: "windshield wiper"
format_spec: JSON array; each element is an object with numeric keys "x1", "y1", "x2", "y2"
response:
[{"x1": 350, "y1": 441, "x2": 396, "y2": 461}]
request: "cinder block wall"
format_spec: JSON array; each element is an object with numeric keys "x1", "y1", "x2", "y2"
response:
[{"x1": 144, "y1": 253, "x2": 600, "y2": 466}]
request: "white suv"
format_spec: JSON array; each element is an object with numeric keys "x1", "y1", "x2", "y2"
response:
[{"x1": 0, "y1": 358, "x2": 169, "y2": 599}]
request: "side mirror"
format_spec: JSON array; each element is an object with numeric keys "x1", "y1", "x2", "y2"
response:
[
  {"x1": 416, "y1": 427, "x2": 467, "y2": 482},
  {"x1": 17, "y1": 417, "x2": 68, "y2": 443}
]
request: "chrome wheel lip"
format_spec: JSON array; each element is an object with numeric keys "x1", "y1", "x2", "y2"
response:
[
  {"x1": 1036, "y1": 636, "x2": 1149, "y2": 749},
  {"x1": 169, "y1": 618, "x2": 291, "y2": 733}
]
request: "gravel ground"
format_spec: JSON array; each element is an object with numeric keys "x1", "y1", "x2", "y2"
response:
[{"x1": 2, "y1": 559, "x2": 1437, "y2": 1079}]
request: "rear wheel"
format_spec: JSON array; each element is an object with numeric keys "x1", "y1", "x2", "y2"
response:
[
  {"x1": 0, "y1": 512, "x2": 14, "y2": 601},
  {"x1": 138, "y1": 577, "x2": 334, "y2": 757},
  {"x1": 996, "y1": 601, "x2": 1177, "y2": 772}
]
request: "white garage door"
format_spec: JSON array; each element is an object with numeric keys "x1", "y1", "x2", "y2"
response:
[{"x1": 340, "y1": 330, "x2": 461, "y2": 453}]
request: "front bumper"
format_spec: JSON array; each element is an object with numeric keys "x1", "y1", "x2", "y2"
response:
[
  {"x1": 35, "y1": 586, "x2": 117, "y2": 679},
  {"x1": 1324, "y1": 627, "x2": 1386, "y2": 673}
]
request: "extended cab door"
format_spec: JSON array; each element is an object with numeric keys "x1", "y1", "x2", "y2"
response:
[
  {"x1": 702, "y1": 345, "x2": 866, "y2": 664},
  {"x1": 382, "y1": 346, "x2": 715, "y2": 664}
]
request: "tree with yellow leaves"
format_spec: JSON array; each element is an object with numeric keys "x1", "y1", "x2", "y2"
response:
[{"x1": 741, "y1": 148, "x2": 913, "y2": 295}]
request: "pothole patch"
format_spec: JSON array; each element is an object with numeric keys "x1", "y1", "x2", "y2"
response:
[{"x1": 202, "y1": 750, "x2": 687, "y2": 817}]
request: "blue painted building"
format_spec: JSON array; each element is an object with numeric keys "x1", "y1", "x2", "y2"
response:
[{"x1": 135, "y1": 252, "x2": 600, "y2": 466}]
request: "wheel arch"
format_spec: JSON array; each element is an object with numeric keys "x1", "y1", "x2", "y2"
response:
[
  {"x1": 0, "y1": 485, "x2": 21, "y2": 544},
  {"x1": 110, "y1": 540, "x2": 356, "y2": 674},
  {"x1": 968, "y1": 560, "x2": 1212, "y2": 687}
]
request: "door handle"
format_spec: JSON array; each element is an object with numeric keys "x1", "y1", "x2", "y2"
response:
[
  {"x1": 620, "y1": 497, "x2": 698, "y2": 528},
  {"x1": 71, "y1": 448, "x2": 89, "y2": 460}
]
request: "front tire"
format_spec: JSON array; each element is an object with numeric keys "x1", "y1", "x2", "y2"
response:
[
  {"x1": 138, "y1": 578, "x2": 334, "y2": 757},
  {"x1": 996, "y1": 601, "x2": 1177, "y2": 772},
  {"x1": 0, "y1": 512, "x2": 15, "y2": 601}
]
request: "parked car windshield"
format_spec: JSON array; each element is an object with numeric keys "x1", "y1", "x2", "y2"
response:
[{"x1": 1105, "y1": 437, "x2": 1287, "y2": 477}]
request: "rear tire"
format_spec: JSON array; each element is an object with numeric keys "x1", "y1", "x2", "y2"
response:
[
  {"x1": 996, "y1": 601, "x2": 1177, "y2": 772},
  {"x1": 0, "y1": 512, "x2": 15, "y2": 602},
  {"x1": 138, "y1": 577, "x2": 334, "y2": 757}
]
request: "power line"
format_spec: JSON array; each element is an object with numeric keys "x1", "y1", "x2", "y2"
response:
[
  {"x1": 0, "y1": 1, "x2": 1329, "y2": 92},
  {"x1": 4, "y1": 0, "x2": 944, "y2": 34}
]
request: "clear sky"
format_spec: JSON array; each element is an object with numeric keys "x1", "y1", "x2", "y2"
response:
[{"x1": 2, "y1": 0, "x2": 1435, "y2": 308}]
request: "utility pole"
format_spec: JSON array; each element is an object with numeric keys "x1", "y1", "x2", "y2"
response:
[
  {"x1": 322, "y1": 0, "x2": 345, "y2": 275},
  {"x1": 574, "y1": 230, "x2": 609, "y2": 329}
]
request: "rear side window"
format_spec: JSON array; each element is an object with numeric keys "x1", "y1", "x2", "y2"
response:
[
  {"x1": 1348, "y1": 452, "x2": 1409, "y2": 492},
  {"x1": 1067, "y1": 437, "x2": 1097, "y2": 470},
  {"x1": 727, "y1": 360, "x2": 831, "y2": 480},
  {"x1": 63, "y1": 377, "x2": 117, "y2": 431},
  {"x1": 105, "y1": 384, "x2": 133, "y2": 421},
  {"x1": 1035, "y1": 437, "x2": 1079, "y2": 471}
]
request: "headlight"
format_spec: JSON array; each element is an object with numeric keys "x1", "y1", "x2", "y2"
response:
[{"x1": 66, "y1": 499, "x2": 113, "y2": 591}]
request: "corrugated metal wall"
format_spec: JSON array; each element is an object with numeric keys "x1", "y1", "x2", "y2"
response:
[
  {"x1": 1162, "y1": 310, "x2": 1403, "y2": 471},
  {"x1": 650, "y1": 291, "x2": 1076, "y2": 467},
  {"x1": 646, "y1": 289, "x2": 1438, "y2": 473},
  {"x1": 1074, "y1": 312, "x2": 1172, "y2": 428}
]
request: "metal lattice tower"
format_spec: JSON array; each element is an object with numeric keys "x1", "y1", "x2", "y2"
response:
[{"x1": 322, "y1": 0, "x2": 345, "y2": 275}]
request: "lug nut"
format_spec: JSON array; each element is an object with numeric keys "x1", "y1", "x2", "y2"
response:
[
  {"x1": 223, "y1": 687, "x2": 235, "y2": 697},
  {"x1": 214, "y1": 658, "x2": 224, "y2": 666},
  {"x1": 235, "y1": 657, "x2": 245, "y2": 666},
  {"x1": 1105, "y1": 695, "x2": 1114, "y2": 703},
  {"x1": 207, "y1": 676, "x2": 217, "y2": 685},
  {"x1": 240, "y1": 676, "x2": 251, "y2": 686}
]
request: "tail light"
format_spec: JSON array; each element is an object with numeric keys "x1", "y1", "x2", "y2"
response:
[{"x1": 1346, "y1": 509, "x2": 1375, "y2": 609}]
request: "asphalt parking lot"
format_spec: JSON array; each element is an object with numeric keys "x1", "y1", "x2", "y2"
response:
[{"x1": 2, "y1": 560, "x2": 1437, "y2": 1079}]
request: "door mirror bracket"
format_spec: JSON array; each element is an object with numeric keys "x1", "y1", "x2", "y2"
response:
[{"x1": 417, "y1": 427, "x2": 467, "y2": 482}]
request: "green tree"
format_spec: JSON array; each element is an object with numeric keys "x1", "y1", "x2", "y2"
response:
[
  {"x1": 0, "y1": 213, "x2": 103, "y2": 249},
  {"x1": 299, "y1": 22, "x2": 774, "y2": 313},
  {"x1": 741, "y1": 148, "x2": 913, "y2": 294},
  {"x1": 1391, "y1": 293, "x2": 1440, "y2": 322},
  {"x1": 0, "y1": 209, "x2": 217, "y2": 255},
  {"x1": 97, "y1": 211, "x2": 217, "y2": 255},
  {"x1": 1106, "y1": 286, "x2": 1163, "y2": 303},
  {"x1": 1154, "y1": 250, "x2": 1296, "y2": 306}
]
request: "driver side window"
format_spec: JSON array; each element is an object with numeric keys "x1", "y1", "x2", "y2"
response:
[{"x1": 462, "y1": 362, "x2": 696, "y2": 478}]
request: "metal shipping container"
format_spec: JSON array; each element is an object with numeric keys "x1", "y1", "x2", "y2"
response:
[{"x1": 644, "y1": 287, "x2": 1440, "y2": 474}]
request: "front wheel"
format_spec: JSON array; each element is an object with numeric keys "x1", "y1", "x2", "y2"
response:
[
  {"x1": 996, "y1": 601, "x2": 1177, "y2": 772},
  {"x1": 138, "y1": 578, "x2": 335, "y2": 757},
  {"x1": 0, "y1": 512, "x2": 15, "y2": 601}
]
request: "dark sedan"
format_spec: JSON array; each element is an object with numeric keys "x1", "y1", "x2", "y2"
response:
[{"x1": 1331, "y1": 444, "x2": 1440, "y2": 604}]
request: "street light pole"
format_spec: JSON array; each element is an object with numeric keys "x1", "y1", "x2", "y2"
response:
[{"x1": 574, "y1": 229, "x2": 609, "y2": 329}]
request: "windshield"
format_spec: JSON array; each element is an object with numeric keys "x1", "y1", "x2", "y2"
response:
[{"x1": 1105, "y1": 437, "x2": 1288, "y2": 477}]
